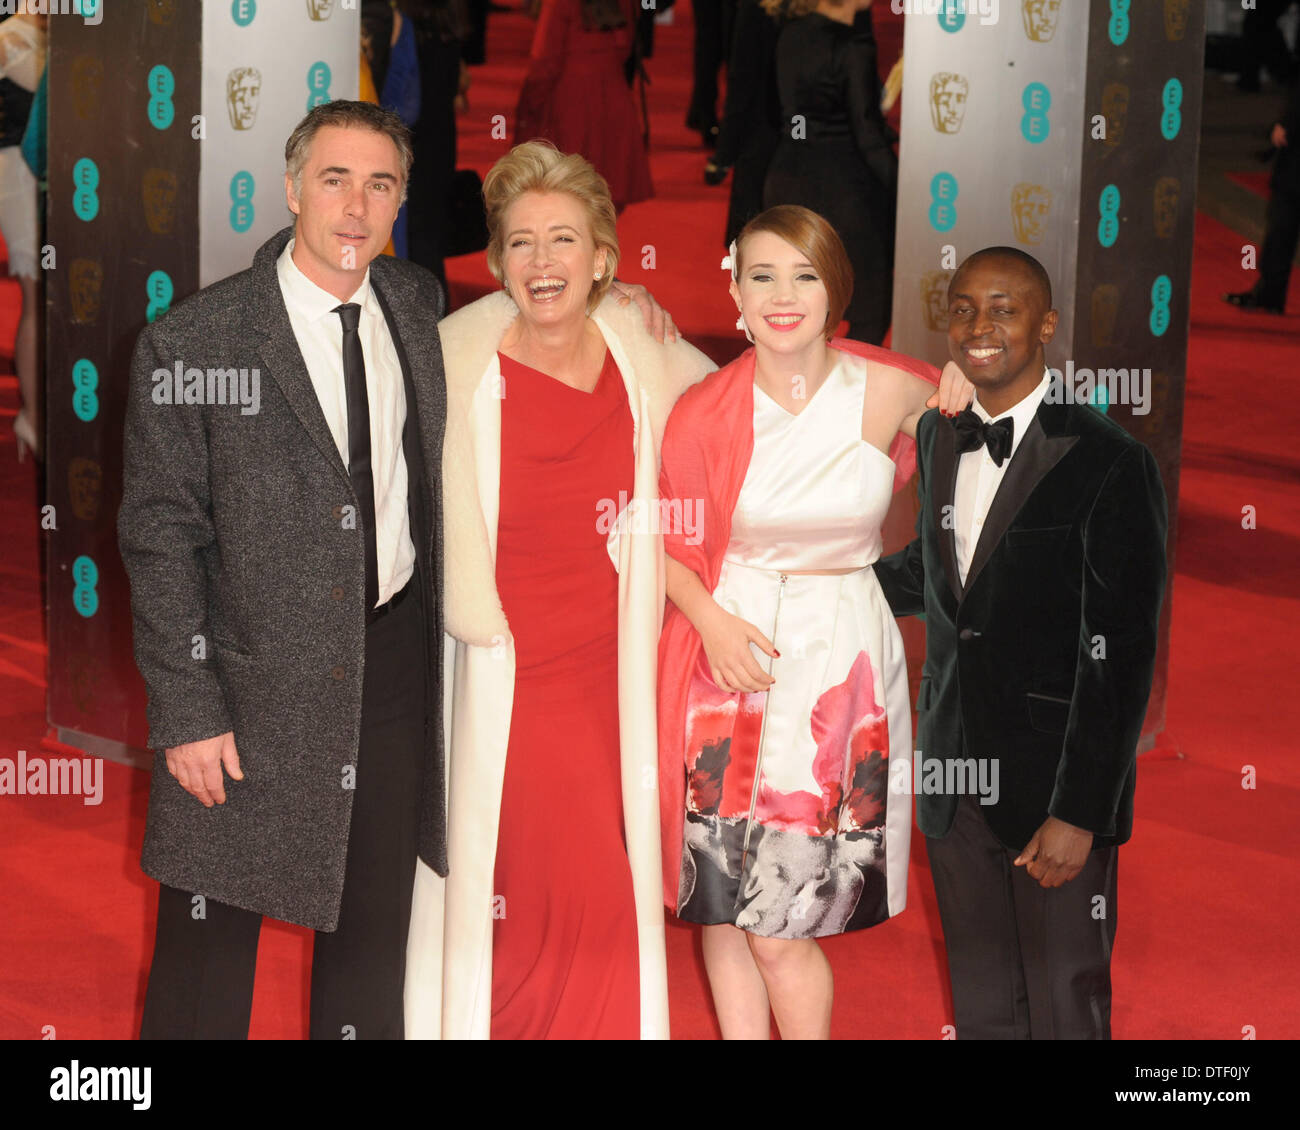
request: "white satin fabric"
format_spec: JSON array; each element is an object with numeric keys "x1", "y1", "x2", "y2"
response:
[{"x1": 727, "y1": 353, "x2": 895, "y2": 572}]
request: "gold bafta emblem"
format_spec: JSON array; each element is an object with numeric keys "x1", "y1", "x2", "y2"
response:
[
  {"x1": 1021, "y1": 0, "x2": 1062, "y2": 42},
  {"x1": 1090, "y1": 284, "x2": 1120, "y2": 348},
  {"x1": 68, "y1": 457, "x2": 103, "y2": 522},
  {"x1": 1153, "y1": 177, "x2": 1179, "y2": 239},
  {"x1": 147, "y1": 0, "x2": 177, "y2": 25},
  {"x1": 920, "y1": 271, "x2": 952, "y2": 332},
  {"x1": 1010, "y1": 183, "x2": 1051, "y2": 246},
  {"x1": 306, "y1": 0, "x2": 336, "y2": 19},
  {"x1": 71, "y1": 56, "x2": 103, "y2": 121},
  {"x1": 929, "y1": 73, "x2": 969, "y2": 135},
  {"x1": 1164, "y1": 0, "x2": 1190, "y2": 41},
  {"x1": 226, "y1": 67, "x2": 262, "y2": 131},
  {"x1": 142, "y1": 169, "x2": 179, "y2": 236},
  {"x1": 1101, "y1": 82, "x2": 1129, "y2": 149},
  {"x1": 70, "y1": 259, "x2": 104, "y2": 326}
]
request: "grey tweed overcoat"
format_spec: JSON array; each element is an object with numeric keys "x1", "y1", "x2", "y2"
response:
[{"x1": 117, "y1": 225, "x2": 447, "y2": 931}]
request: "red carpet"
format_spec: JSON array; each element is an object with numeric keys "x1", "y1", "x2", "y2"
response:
[{"x1": 1, "y1": 7, "x2": 1297, "y2": 1040}]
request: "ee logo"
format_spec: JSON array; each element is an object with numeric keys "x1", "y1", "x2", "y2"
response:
[
  {"x1": 147, "y1": 270, "x2": 174, "y2": 324},
  {"x1": 230, "y1": 171, "x2": 255, "y2": 232},
  {"x1": 307, "y1": 62, "x2": 331, "y2": 110},
  {"x1": 231, "y1": 0, "x2": 256, "y2": 26},
  {"x1": 148, "y1": 64, "x2": 175, "y2": 131},
  {"x1": 72, "y1": 359, "x2": 98, "y2": 423},
  {"x1": 1097, "y1": 184, "x2": 1120, "y2": 248},
  {"x1": 1161, "y1": 79, "x2": 1183, "y2": 141},
  {"x1": 937, "y1": 0, "x2": 965, "y2": 33},
  {"x1": 928, "y1": 172, "x2": 958, "y2": 233},
  {"x1": 73, "y1": 555, "x2": 99, "y2": 619},
  {"x1": 1108, "y1": 0, "x2": 1130, "y2": 46},
  {"x1": 1021, "y1": 83, "x2": 1050, "y2": 144},
  {"x1": 73, "y1": 157, "x2": 99, "y2": 221},
  {"x1": 1149, "y1": 274, "x2": 1172, "y2": 337}
]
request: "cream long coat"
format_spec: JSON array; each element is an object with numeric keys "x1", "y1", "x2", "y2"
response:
[{"x1": 404, "y1": 290, "x2": 715, "y2": 1039}]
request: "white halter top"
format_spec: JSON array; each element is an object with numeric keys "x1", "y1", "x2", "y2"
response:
[{"x1": 725, "y1": 353, "x2": 895, "y2": 571}]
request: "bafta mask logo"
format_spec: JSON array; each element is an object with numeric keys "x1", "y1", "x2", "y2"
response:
[
  {"x1": 1164, "y1": 0, "x2": 1190, "y2": 41},
  {"x1": 1090, "y1": 284, "x2": 1120, "y2": 348},
  {"x1": 142, "y1": 169, "x2": 179, "y2": 236},
  {"x1": 1022, "y1": 0, "x2": 1062, "y2": 42},
  {"x1": 226, "y1": 67, "x2": 262, "y2": 131},
  {"x1": 920, "y1": 271, "x2": 953, "y2": 332},
  {"x1": 147, "y1": 0, "x2": 178, "y2": 25},
  {"x1": 68, "y1": 457, "x2": 103, "y2": 522},
  {"x1": 1011, "y1": 183, "x2": 1052, "y2": 246},
  {"x1": 71, "y1": 56, "x2": 104, "y2": 121},
  {"x1": 1153, "y1": 176, "x2": 1180, "y2": 239},
  {"x1": 306, "y1": 0, "x2": 336, "y2": 19},
  {"x1": 70, "y1": 259, "x2": 104, "y2": 325},
  {"x1": 1101, "y1": 82, "x2": 1129, "y2": 149},
  {"x1": 929, "y1": 73, "x2": 970, "y2": 134}
]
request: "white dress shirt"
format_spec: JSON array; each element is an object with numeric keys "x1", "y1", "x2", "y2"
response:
[
  {"x1": 277, "y1": 239, "x2": 414, "y2": 607},
  {"x1": 953, "y1": 370, "x2": 1051, "y2": 586}
]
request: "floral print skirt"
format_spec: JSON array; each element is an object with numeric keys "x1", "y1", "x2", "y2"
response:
[{"x1": 677, "y1": 559, "x2": 912, "y2": 939}]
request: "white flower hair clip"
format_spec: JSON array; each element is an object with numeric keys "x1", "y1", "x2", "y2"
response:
[{"x1": 722, "y1": 239, "x2": 753, "y2": 342}]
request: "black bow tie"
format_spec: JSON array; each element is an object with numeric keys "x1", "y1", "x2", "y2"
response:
[{"x1": 952, "y1": 408, "x2": 1015, "y2": 467}]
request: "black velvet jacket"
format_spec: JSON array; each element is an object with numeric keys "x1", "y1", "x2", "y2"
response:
[{"x1": 874, "y1": 401, "x2": 1168, "y2": 851}]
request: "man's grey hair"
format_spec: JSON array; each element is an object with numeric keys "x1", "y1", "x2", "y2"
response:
[{"x1": 284, "y1": 100, "x2": 414, "y2": 205}]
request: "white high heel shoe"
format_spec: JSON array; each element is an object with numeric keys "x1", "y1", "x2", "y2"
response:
[{"x1": 13, "y1": 411, "x2": 41, "y2": 463}]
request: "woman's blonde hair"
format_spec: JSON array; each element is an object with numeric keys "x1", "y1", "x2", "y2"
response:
[{"x1": 483, "y1": 140, "x2": 620, "y2": 312}]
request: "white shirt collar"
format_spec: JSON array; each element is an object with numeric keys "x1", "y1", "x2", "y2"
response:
[{"x1": 277, "y1": 236, "x2": 373, "y2": 324}]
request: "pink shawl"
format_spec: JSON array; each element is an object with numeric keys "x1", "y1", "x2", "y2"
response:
[{"x1": 656, "y1": 338, "x2": 940, "y2": 907}]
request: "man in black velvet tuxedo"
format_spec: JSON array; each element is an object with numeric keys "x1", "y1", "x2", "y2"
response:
[{"x1": 874, "y1": 248, "x2": 1168, "y2": 1039}]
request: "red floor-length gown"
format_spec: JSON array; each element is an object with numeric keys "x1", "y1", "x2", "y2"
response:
[{"x1": 490, "y1": 349, "x2": 641, "y2": 1039}]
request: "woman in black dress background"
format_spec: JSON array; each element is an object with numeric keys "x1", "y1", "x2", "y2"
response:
[{"x1": 761, "y1": 0, "x2": 897, "y2": 343}]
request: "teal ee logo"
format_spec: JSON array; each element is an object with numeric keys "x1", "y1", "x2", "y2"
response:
[
  {"x1": 148, "y1": 65, "x2": 175, "y2": 130},
  {"x1": 230, "y1": 171, "x2": 255, "y2": 232},
  {"x1": 1149, "y1": 274, "x2": 1172, "y2": 337},
  {"x1": 929, "y1": 172, "x2": 958, "y2": 232},
  {"x1": 938, "y1": 0, "x2": 965, "y2": 33},
  {"x1": 1089, "y1": 383, "x2": 1110, "y2": 414},
  {"x1": 307, "y1": 62, "x2": 331, "y2": 110},
  {"x1": 72, "y1": 359, "x2": 99, "y2": 423},
  {"x1": 1021, "y1": 83, "x2": 1050, "y2": 144},
  {"x1": 1108, "y1": 0, "x2": 1130, "y2": 46},
  {"x1": 146, "y1": 270, "x2": 174, "y2": 324},
  {"x1": 1161, "y1": 79, "x2": 1183, "y2": 140},
  {"x1": 231, "y1": 0, "x2": 256, "y2": 25},
  {"x1": 1098, "y1": 184, "x2": 1120, "y2": 247},
  {"x1": 72, "y1": 157, "x2": 99, "y2": 221},
  {"x1": 72, "y1": 555, "x2": 99, "y2": 619}
]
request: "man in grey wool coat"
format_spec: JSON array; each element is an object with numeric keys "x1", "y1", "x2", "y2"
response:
[{"x1": 118, "y1": 101, "x2": 447, "y2": 1039}]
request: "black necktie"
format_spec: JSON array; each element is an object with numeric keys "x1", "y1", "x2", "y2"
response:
[
  {"x1": 952, "y1": 407, "x2": 1015, "y2": 468},
  {"x1": 334, "y1": 303, "x2": 379, "y2": 611}
]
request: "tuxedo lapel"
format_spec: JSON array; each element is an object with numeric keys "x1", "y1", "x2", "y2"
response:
[
  {"x1": 250, "y1": 228, "x2": 350, "y2": 486},
  {"x1": 962, "y1": 402, "x2": 1078, "y2": 597},
  {"x1": 931, "y1": 414, "x2": 962, "y2": 603}
]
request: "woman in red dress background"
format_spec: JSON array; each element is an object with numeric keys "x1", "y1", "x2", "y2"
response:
[{"x1": 514, "y1": 0, "x2": 653, "y2": 211}]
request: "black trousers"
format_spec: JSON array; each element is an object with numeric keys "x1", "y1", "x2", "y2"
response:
[
  {"x1": 1255, "y1": 143, "x2": 1300, "y2": 306},
  {"x1": 926, "y1": 794, "x2": 1119, "y2": 1040},
  {"x1": 138, "y1": 583, "x2": 427, "y2": 1040}
]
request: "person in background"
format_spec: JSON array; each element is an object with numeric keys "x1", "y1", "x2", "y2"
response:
[
  {"x1": 362, "y1": 0, "x2": 422, "y2": 259},
  {"x1": 0, "y1": 5, "x2": 46, "y2": 461},
  {"x1": 762, "y1": 0, "x2": 897, "y2": 344},
  {"x1": 402, "y1": 0, "x2": 470, "y2": 289},
  {"x1": 705, "y1": 0, "x2": 782, "y2": 248},
  {"x1": 686, "y1": 0, "x2": 737, "y2": 148},
  {"x1": 513, "y1": 0, "x2": 653, "y2": 213},
  {"x1": 1223, "y1": 75, "x2": 1300, "y2": 315}
]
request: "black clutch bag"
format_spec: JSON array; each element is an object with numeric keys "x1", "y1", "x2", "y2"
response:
[{"x1": 444, "y1": 168, "x2": 489, "y2": 258}]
